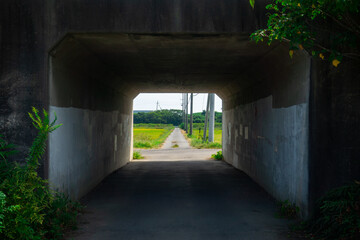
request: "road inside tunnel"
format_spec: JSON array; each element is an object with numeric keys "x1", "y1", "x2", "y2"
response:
[
  {"x1": 66, "y1": 128, "x2": 303, "y2": 240},
  {"x1": 49, "y1": 33, "x2": 310, "y2": 218}
]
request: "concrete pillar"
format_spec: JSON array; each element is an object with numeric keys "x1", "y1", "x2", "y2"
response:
[
  {"x1": 203, "y1": 94, "x2": 210, "y2": 142},
  {"x1": 208, "y1": 93, "x2": 215, "y2": 142},
  {"x1": 185, "y1": 93, "x2": 188, "y2": 132},
  {"x1": 190, "y1": 93, "x2": 193, "y2": 135}
]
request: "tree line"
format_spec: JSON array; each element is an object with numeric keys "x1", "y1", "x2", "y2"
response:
[{"x1": 133, "y1": 109, "x2": 222, "y2": 125}]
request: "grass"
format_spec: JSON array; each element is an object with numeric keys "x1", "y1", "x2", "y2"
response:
[
  {"x1": 211, "y1": 151, "x2": 223, "y2": 160},
  {"x1": 184, "y1": 123, "x2": 222, "y2": 149},
  {"x1": 133, "y1": 151, "x2": 144, "y2": 159},
  {"x1": 133, "y1": 124, "x2": 174, "y2": 149}
]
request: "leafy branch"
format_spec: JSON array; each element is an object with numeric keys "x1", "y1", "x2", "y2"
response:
[
  {"x1": 249, "y1": 0, "x2": 360, "y2": 67},
  {"x1": 27, "y1": 107, "x2": 62, "y2": 170}
]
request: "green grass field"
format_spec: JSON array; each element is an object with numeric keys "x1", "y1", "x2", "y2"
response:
[
  {"x1": 133, "y1": 124, "x2": 174, "y2": 149},
  {"x1": 186, "y1": 123, "x2": 222, "y2": 149}
]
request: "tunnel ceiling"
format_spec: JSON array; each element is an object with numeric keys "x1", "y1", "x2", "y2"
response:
[{"x1": 51, "y1": 33, "x2": 282, "y2": 98}]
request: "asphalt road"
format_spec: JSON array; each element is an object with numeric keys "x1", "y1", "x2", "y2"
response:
[{"x1": 67, "y1": 129, "x2": 300, "y2": 240}]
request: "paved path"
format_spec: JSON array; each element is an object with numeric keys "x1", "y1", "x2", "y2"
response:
[
  {"x1": 161, "y1": 127, "x2": 190, "y2": 149},
  {"x1": 67, "y1": 129, "x2": 301, "y2": 240},
  {"x1": 140, "y1": 127, "x2": 219, "y2": 161}
]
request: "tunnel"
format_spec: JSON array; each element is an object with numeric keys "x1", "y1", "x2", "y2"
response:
[{"x1": 48, "y1": 33, "x2": 310, "y2": 217}]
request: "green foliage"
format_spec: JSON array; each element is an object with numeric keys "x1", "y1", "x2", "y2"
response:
[
  {"x1": 27, "y1": 107, "x2": 62, "y2": 170},
  {"x1": 134, "y1": 110, "x2": 222, "y2": 125},
  {"x1": 211, "y1": 151, "x2": 223, "y2": 160},
  {"x1": 249, "y1": 0, "x2": 255, "y2": 9},
  {"x1": 0, "y1": 191, "x2": 19, "y2": 233},
  {"x1": 172, "y1": 144, "x2": 179, "y2": 148},
  {"x1": 191, "y1": 111, "x2": 222, "y2": 124},
  {"x1": 0, "y1": 136, "x2": 17, "y2": 161},
  {"x1": 307, "y1": 182, "x2": 360, "y2": 240},
  {"x1": 134, "y1": 109, "x2": 183, "y2": 125},
  {"x1": 276, "y1": 200, "x2": 299, "y2": 219},
  {"x1": 187, "y1": 123, "x2": 222, "y2": 148},
  {"x1": 0, "y1": 107, "x2": 82, "y2": 240},
  {"x1": 188, "y1": 137, "x2": 222, "y2": 149},
  {"x1": 44, "y1": 193, "x2": 83, "y2": 239},
  {"x1": 133, "y1": 151, "x2": 144, "y2": 159},
  {"x1": 250, "y1": 0, "x2": 360, "y2": 64}
]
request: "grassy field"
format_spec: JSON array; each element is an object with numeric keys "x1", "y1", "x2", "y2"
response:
[
  {"x1": 185, "y1": 123, "x2": 222, "y2": 149},
  {"x1": 133, "y1": 124, "x2": 174, "y2": 148}
]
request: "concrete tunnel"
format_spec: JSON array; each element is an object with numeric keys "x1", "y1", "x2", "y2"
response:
[{"x1": 48, "y1": 33, "x2": 310, "y2": 217}]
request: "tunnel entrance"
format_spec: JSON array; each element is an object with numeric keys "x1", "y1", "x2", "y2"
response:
[
  {"x1": 133, "y1": 93, "x2": 223, "y2": 150},
  {"x1": 48, "y1": 33, "x2": 310, "y2": 216}
]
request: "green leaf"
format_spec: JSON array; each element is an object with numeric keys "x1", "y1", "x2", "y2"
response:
[{"x1": 249, "y1": 0, "x2": 255, "y2": 9}]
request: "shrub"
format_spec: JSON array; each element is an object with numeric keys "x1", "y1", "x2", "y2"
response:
[
  {"x1": 44, "y1": 193, "x2": 83, "y2": 239},
  {"x1": 211, "y1": 151, "x2": 223, "y2": 160},
  {"x1": 308, "y1": 182, "x2": 360, "y2": 240},
  {"x1": 133, "y1": 151, "x2": 144, "y2": 159},
  {"x1": 0, "y1": 107, "x2": 83, "y2": 240},
  {"x1": 0, "y1": 191, "x2": 19, "y2": 234},
  {"x1": 276, "y1": 200, "x2": 299, "y2": 219}
]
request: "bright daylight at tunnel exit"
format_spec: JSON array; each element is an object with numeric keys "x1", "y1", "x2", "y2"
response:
[{"x1": 0, "y1": 0, "x2": 359, "y2": 239}]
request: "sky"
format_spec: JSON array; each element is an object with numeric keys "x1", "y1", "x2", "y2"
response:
[{"x1": 133, "y1": 93, "x2": 222, "y2": 113}]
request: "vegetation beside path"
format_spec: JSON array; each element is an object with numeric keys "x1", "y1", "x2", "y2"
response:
[
  {"x1": 0, "y1": 108, "x2": 82, "y2": 240},
  {"x1": 182, "y1": 123, "x2": 222, "y2": 149},
  {"x1": 133, "y1": 124, "x2": 174, "y2": 149}
]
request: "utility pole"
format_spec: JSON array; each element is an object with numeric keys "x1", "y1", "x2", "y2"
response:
[
  {"x1": 185, "y1": 93, "x2": 188, "y2": 133},
  {"x1": 190, "y1": 93, "x2": 193, "y2": 135},
  {"x1": 181, "y1": 93, "x2": 185, "y2": 124},
  {"x1": 203, "y1": 94, "x2": 210, "y2": 142},
  {"x1": 208, "y1": 93, "x2": 215, "y2": 142}
]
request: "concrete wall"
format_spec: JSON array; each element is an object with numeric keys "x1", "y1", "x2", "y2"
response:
[
  {"x1": 222, "y1": 46, "x2": 311, "y2": 217},
  {"x1": 309, "y1": 59, "x2": 360, "y2": 211},
  {"x1": 48, "y1": 41, "x2": 133, "y2": 199},
  {"x1": 0, "y1": 0, "x2": 359, "y2": 217},
  {"x1": 49, "y1": 107, "x2": 131, "y2": 199}
]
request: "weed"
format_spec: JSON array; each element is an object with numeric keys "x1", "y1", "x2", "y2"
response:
[
  {"x1": 133, "y1": 151, "x2": 144, "y2": 159},
  {"x1": 172, "y1": 144, "x2": 179, "y2": 148},
  {"x1": 307, "y1": 182, "x2": 360, "y2": 240},
  {"x1": 0, "y1": 108, "x2": 83, "y2": 240},
  {"x1": 276, "y1": 200, "x2": 299, "y2": 219},
  {"x1": 189, "y1": 138, "x2": 222, "y2": 149},
  {"x1": 44, "y1": 193, "x2": 83, "y2": 239},
  {"x1": 184, "y1": 125, "x2": 222, "y2": 149},
  {"x1": 211, "y1": 151, "x2": 223, "y2": 160}
]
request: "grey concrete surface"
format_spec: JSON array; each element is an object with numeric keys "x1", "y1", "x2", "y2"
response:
[
  {"x1": 139, "y1": 127, "x2": 220, "y2": 161},
  {"x1": 49, "y1": 107, "x2": 132, "y2": 199},
  {"x1": 222, "y1": 49, "x2": 311, "y2": 218},
  {"x1": 67, "y1": 159, "x2": 302, "y2": 240},
  {"x1": 161, "y1": 127, "x2": 190, "y2": 149},
  {"x1": 1, "y1": 0, "x2": 359, "y2": 222}
]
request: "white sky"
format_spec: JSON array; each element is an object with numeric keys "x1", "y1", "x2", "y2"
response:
[{"x1": 133, "y1": 93, "x2": 222, "y2": 113}]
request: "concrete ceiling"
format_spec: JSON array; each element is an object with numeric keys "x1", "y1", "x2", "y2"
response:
[{"x1": 51, "y1": 33, "x2": 281, "y2": 98}]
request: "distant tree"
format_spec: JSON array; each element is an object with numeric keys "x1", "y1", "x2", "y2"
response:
[
  {"x1": 133, "y1": 109, "x2": 183, "y2": 125},
  {"x1": 133, "y1": 110, "x2": 222, "y2": 125}
]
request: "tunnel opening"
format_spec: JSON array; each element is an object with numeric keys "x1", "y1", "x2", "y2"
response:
[
  {"x1": 48, "y1": 33, "x2": 311, "y2": 217},
  {"x1": 132, "y1": 93, "x2": 223, "y2": 151}
]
